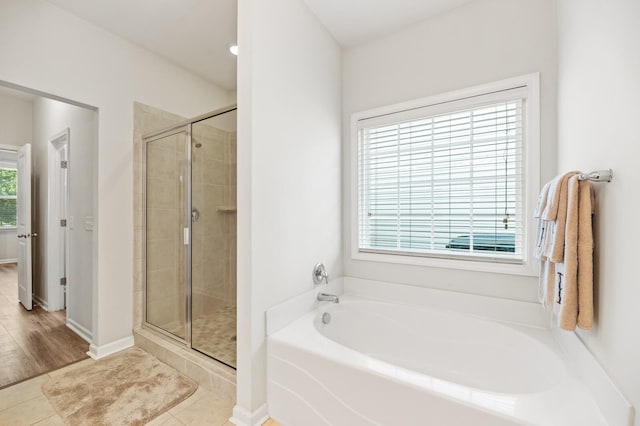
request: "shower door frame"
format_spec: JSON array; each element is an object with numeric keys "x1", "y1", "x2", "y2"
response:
[
  {"x1": 141, "y1": 104, "x2": 237, "y2": 356},
  {"x1": 142, "y1": 123, "x2": 193, "y2": 346}
]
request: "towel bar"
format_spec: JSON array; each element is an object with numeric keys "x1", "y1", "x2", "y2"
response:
[{"x1": 578, "y1": 169, "x2": 612, "y2": 182}]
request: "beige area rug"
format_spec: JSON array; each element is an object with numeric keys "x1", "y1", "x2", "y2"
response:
[{"x1": 42, "y1": 347, "x2": 197, "y2": 426}]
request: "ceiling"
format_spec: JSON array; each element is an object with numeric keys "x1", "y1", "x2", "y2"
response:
[
  {"x1": 44, "y1": 0, "x2": 474, "y2": 91},
  {"x1": 303, "y1": 0, "x2": 475, "y2": 46},
  {"x1": 45, "y1": 0, "x2": 238, "y2": 91}
]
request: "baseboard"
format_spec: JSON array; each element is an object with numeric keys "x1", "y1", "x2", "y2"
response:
[
  {"x1": 33, "y1": 294, "x2": 49, "y2": 311},
  {"x1": 229, "y1": 403, "x2": 269, "y2": 426},
  {"x1": 0, "y1": 259, "x2": 17, "y2": 264},
  {"x1": 88, "y1": 335, "x2": 134, "y2": 360},
  {"x1": 66, "y1": 318, "x2": 92, "y2": 343}
]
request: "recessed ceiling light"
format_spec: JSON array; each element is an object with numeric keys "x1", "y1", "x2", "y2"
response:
[{"x1": 229, "y1": 45, "x2": 238, "y2": 56}]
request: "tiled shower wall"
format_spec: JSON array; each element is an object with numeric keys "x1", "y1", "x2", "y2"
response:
[
  {"x1": 191, "y1": 120, "x2": 237, "y2": 318},
  {"x1": 133, "y1": 102, "x2": 237, "y2": 330},
  {"x1": 145, "y1": 132, "x2": 186, "y2": 330}
]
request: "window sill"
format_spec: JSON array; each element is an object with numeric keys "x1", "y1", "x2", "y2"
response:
[
  {"x1": 352, "y1": 249, "x2": 538, "y2": 277},
  {"x1": 0, "y1": 227, "x2": 17, "y2": 231}
]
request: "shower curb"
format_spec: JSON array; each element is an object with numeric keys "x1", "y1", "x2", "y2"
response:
[{"x1": 133, "y1": 327, "x2": 236, "y2": 402}]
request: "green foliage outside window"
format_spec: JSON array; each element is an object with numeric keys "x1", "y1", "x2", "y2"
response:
[{"x1": 0, "y1": 168, "x2": 17, "y2": 227}]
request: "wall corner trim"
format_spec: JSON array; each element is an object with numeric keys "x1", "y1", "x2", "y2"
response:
[
  {"x1": 87, "y1": 335, "x2": 134, "y2": 360},
  {"x1": 66, "y1": 318, "x2": 92, "y2": 344},
  {"x1": 32, "y1": 294, "x2": 49, "y2": 312},
  {"x1": 229, "y1": 403, "x2": 269, "y2": 426}
]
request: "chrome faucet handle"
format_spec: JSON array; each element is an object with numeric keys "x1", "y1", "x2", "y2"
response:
[{"x1": 312, "y1": 263, "x2": 329, "y2": 285}]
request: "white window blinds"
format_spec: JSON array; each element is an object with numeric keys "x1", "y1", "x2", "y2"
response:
[{"x1": 357, "y1": 90, "x2": 526, "y2": 263}]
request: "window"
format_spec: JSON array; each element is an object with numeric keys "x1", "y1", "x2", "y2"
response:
[
  {"x1": 0, "y1": 168, "x2": 17, "y2": 228},
  {"x1": 351, "y1": 75, "x2": 540, "y2": 275}
]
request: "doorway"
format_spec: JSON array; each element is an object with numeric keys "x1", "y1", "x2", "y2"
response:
[
  {"x1": 0, "y1": 83, "x2": 96, "y2": 388},
  {"x1": 47, "y1": 129, "x2": 70, "y2": 312},
  {"x1": 0, "y1": 142, "x2": 85, "y2": 389},
  {"x1": 0, "y1": 263, "x2": 87, "y2": 389}
]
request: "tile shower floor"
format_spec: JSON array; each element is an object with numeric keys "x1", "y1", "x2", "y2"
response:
[
  {"x1": 163, "y1": 304, "x2": 237, "y2": 368},
  {"x1": 191, "y1": 305, "x2": 237, "y2": 367}
]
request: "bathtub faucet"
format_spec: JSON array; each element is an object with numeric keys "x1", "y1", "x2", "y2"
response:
[{"x1": 317, "y1": 292, "x2": 340, "y2": 303}]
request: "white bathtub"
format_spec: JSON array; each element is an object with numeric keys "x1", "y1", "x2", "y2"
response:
[{"x1": 267, "y1": 296, "x2": 607, "y2": 425}]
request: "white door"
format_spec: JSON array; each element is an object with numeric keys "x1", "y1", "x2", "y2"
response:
[{"x1": 17, "y1": 144, "x2": 32, "y2": 311}]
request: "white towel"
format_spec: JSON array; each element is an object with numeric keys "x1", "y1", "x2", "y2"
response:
[
  {"x1": 534, "y1": 181, "x2": 551, "y2": 219},
  {"x1": 534, "y1": 172, "x2": 577, "y2": 261},
  {"x1": 541, "y1": 174, "x2": 564, "y2": 220},
  {"x1": 534, "y1": 181, "x2": 552, "y2": 261}
]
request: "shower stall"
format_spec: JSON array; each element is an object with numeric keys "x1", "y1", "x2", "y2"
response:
[{"x1": 142, "y1": 106, "x2": 237, "y2": 368}]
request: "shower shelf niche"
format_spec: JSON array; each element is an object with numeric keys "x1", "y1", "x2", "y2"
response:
[{"x1": 216, "y1": 206, "x2": 237, "y2": 213}]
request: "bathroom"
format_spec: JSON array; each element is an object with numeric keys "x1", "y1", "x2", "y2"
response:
[
  {"x1": 237, "y1": 0, "x2": 638, "y2": 423},
  {"x1": 0, "y1": 0, "x2": 638, "y2": 425}
]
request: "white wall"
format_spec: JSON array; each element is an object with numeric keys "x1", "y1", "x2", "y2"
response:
[
  {"x1": 0, "y1": 0, "x2": 231, "y2": 350},
  {"x1": 236, "y1": 0, "x2": 342, "y2": 419},
  {"x1": 0, "y1": 92, "x2": 31, "y2": 262},
  {"x1": 557, "y1": 0, "x2": 640, "y2": 421},
  {"x1": 32, "y1": 97, "x2": 96, "y2": 336},
  {"x1": 0, "y1": 232, "x2": 17, "y2": 263},
  {"x1": 342, "y1": 0, "x2": 557, "y2": 302}
]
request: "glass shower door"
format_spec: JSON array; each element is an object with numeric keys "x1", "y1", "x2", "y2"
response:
[
  {"x1": 190, "y1": 111, "x2": 237, "y2": 367},
  {"x1": 145, "y1": 128, "x2": 189, "y2": 340}
]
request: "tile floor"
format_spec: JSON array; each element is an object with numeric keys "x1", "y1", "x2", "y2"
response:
[{"x1": 0, "y1": 354, "x2": 280, "y2": 426}]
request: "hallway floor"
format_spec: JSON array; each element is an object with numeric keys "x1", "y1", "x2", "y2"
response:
[{"x1": 0, "y1": 263, "x2": 89, "y2": 389}]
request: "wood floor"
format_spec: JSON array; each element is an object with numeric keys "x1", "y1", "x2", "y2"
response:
[{"x1": 0, "y1": 263, "x2": 89, "y2": 389}]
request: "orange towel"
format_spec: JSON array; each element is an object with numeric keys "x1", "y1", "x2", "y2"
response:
[
  {"x1": 577, "y1": 181, "x2": 595, "y2": 330},
  {"x1": 535, "y1": 173, "x2": 595, "y2": 331},
  {"x1": 541, "y1": 171, "x2": 578, "y2": 222},
  {"x1": 549, "y1": 173, "x2": 574, "y2": 263},
  {"x1": 556, "y1": 177, "x2": 594, "y2": 331},
  {"x1": 557, "y1": 176, "x2": 580, "y2": 330}
]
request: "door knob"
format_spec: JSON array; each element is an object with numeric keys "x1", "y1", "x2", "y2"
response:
[
  {"x1": 29, "y1": 233, "x2": 38, "y2": 238},
  {"x1": 17, "y1": 234, "x2": 26, "y2": 238}
]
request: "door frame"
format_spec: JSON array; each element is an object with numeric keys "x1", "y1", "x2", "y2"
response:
[
  {"x1": 0, "y1": 143, "x2": 20, "y2": 241},
  {"x1": 141, "y1": 124, "x2": 192, "y2": 344},
  {"x1": 46, "y1": 128, "x2": 70, "y2": 312}
]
